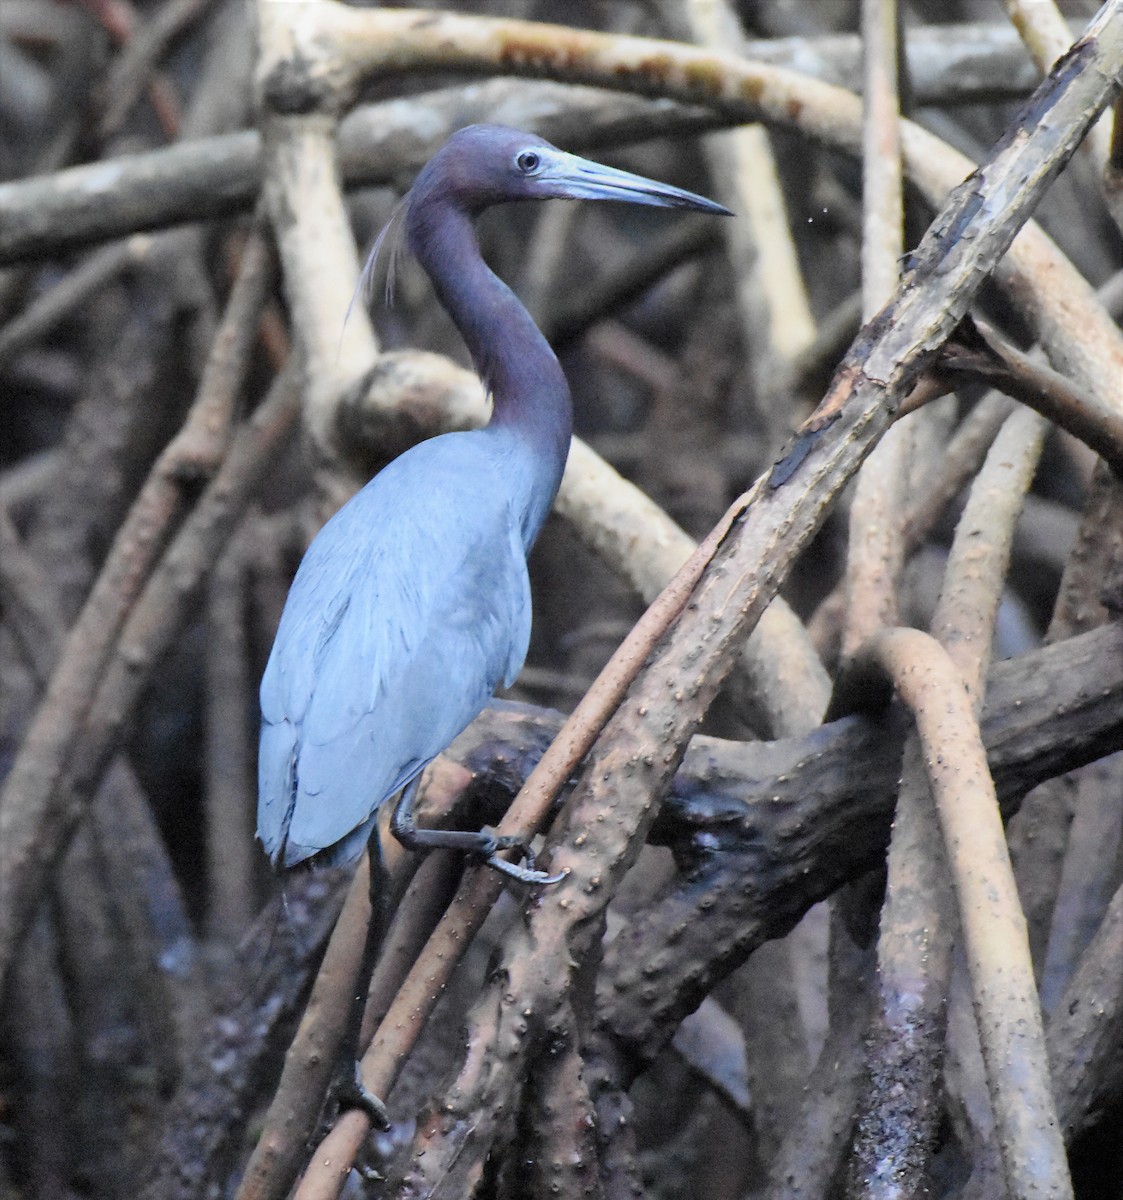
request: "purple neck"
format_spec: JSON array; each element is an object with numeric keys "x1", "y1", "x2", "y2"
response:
[{"x1": 406, "y1": 198, "x2": 572, "y2": 543}]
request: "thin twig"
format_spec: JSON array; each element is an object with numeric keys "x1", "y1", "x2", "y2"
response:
[
  {"x1": 239, "y1": 805, "x2": 450, "y2": 1200},
  {"x1": 860, "y1": 0, "x2": 904, "y2": 322},
  {"x1": 0, "y1": 508, "x2": 68, "y2": 682},
  {"x1": 204, "y1": 525, "x2": 257, "y2": 943},
  {"x1": 1047, "y1": 880, "x2": 1123, "y2": 1141},
  {"x1": 675, "y1": 0, "x2": 817, "y2": 451},
  {"x1": 235, "y1": 858, "x2": 374, "y2": 1200},
  {"x1": 839, "y1": 15, "x2": 935, "y2": 1180},
  {"x1": 97, "y1": 0, "x2": 222, "y2": 140},
  {"x1": 1039, "y1": 756, "x2": 1123, "y2": 1016},
  {"x1": 842, "y1": 0, "x2": 908, "y2": 660},
  {"x1": 0, "y1": 235, "x2": 154, "y2": 362},
  {"x1": 938, "y1": 316, "x2": 1123, "y2": 470},
  {"x1": 57, "y1": 369, "x2": 301, "y2": 877},
  {"x1": 0, "y1": 506, "x2": 207, "y2": 1124},
  {"x1": 850, "y1": 396, "x2": 1048, "y2": 1195},
  {"x1": 901, "y1": 392, "x2": 1017, "y2": 546}
]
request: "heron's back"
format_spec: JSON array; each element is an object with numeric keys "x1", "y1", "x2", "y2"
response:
[{"x1": 257, "y1": 433, "x2": 533, "y2": 867}]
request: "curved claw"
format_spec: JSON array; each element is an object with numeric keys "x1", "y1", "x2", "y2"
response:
[{"x1": 485, "y1": 850, "x2": 567, "y2": 886}]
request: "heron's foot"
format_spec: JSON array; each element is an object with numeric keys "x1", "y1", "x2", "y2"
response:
[
  {"x1": 477, "y1": 827, "x2": 567, "y2": 886},
  {"x1": 333, "y1": 1062, "x2": 391, "y2": 1132},
  {"x1": 391, "y1": 796, "x2": 565, "y2": 886}
]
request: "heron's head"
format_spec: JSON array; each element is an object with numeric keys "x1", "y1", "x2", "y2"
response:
[
  {"x1": 356, "y1": 125, "x2": 729, "y2": 310},
  {"x1": 408, "y1": 124, "x2": 732, "y2": 217}
]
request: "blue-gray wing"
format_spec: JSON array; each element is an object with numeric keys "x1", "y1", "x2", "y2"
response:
[{"x1": 257, "y1": 435, "x2": 532, "y2": 867}]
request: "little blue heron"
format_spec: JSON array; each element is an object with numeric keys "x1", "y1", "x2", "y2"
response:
[{"x1": 257, "y1": 125, "x2": 728, "y2": 885}]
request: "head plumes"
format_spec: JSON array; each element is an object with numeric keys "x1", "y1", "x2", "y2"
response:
[
  {"x1": 341, "y1": 195, "x2": 410, "y2": 352},
  {"x1": 341, "y1": 125, "x2": 729, "y2": 355},
  {"x1": 361, "y1": 195, "x2": 409, "y2": 312}
]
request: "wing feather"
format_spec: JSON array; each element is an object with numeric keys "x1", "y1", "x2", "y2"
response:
[{"x1": 257, "y1": 433, "x2": 533, "y2": 866}]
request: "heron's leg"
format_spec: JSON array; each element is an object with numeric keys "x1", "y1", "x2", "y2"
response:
[
  {"x1": 330, "y1": 822, "x2": 391, "y2": 1131},
  {"x1": 391, "y1": 775, "x2": 565, "y2": 886}
]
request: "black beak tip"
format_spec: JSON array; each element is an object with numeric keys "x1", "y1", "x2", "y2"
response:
[{"x1": 683, "y1": 196, "x2": 734, "y2": 217}]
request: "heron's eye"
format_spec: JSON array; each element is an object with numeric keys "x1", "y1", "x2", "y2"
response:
[{"x1": 516, "y1": 150, "x2": 541, "y2": 174}]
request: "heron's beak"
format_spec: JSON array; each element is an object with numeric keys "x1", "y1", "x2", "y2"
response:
[{"x1": 551, "y1": 153, "x2": 732, "y2": 216}]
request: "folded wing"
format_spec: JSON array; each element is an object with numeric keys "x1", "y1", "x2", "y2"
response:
[{"x1": 257, "y1": 435, "x2": 532, "y2": 866}]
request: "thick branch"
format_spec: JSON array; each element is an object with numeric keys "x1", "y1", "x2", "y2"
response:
[{"x1": 861, "y1": 628, "x2": 1070, "y2": 1200}]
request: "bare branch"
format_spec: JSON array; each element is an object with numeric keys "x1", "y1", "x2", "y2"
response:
[{"x1": 859, "y1": 627, "x2": 1070, "y2": 1200}]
